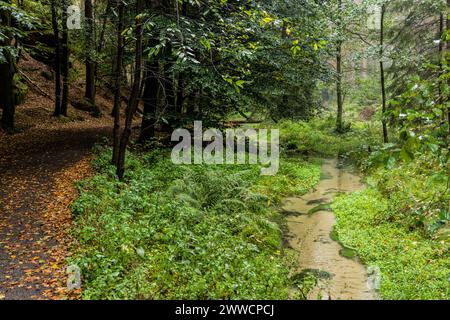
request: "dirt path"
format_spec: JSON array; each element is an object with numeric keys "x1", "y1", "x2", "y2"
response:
[
  {"x1": 0, "y1": 122, "x2": 111, "y2": 300},
  {"x1": 283, "y1": 159, "x2": 378, "y2": 300}
]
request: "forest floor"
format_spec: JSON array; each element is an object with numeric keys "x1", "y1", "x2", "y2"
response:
[{"x1": 0, "y1": 55, "x2": 114, "y2": 299}]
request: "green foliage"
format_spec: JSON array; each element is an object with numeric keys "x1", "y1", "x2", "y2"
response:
[
  {"x1": 332, "y1": 189, "x2": 450, "y2": 300},
  {"x1": 71, "y1": 148, "x2": 321, "y2": 299},
  {"x1": 276, "y1": 115, "x2": 448, "y2": 300},
  {"x1": 383, "y1": 0, "x2": 447, "y2": 96},
  {"x1": 256, "y1": 159, "x2": 321, "y2": 203},
  {"x1": 367, "y1": 154, "x2": 449, "y2": 237},
  {"x1": 132, "y1": 0, "x2": 330, "y2": 123},
  {"x1": 387, "y1": 60, "x2": 450, "y2": 166},
  {"x1": 364, "y1": 60, "x2": 450, "y2": 236},
  {"x1": 0, "y1": 1, "x2": 38, "y2": 62},
  {"x1": 349, "y1": 77, "x2": 381, "y2": 107},
  {"x1": 276, "y1": 118, "x2": 383, "y2": 162}
]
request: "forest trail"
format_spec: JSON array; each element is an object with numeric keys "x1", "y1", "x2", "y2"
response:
[
  {"x1": 0, "y1": 120, "x2": 111, "y2": 300},
  {"x1": 284, "y1": 159, "x2": 378, "y2": 300}
]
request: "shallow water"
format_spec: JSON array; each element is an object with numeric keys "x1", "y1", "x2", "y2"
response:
[{"x1": 283, "y1": 159, "x2": 377, "y2": 300}]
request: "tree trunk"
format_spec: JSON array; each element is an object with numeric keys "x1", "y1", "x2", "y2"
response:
[
  {"x1": 138, "y1": 0, "x2": 162, "y2": 142},
  {"x1": 186, "y1": 91, "x2": 197, "y2": 116},
  {"x1": 176, "y1": 74, "x2": 184, "y2": 114},
  {"x1": 159, "y1": 34, "x2": 176, "y2": 133},
  {"x1": 439, "y1": 12, "x2": 444, "y2": 62},
  {"x1": 95, "y1": 0, "x2": 111, "y2": 79},
  {"x1": 116, "y1": 0, "x2": 144, "y2": 180},
  {"x1": 447, "y1": 0, "x2": 450, "y2": 135},
  {"x1": 175, "y1": 0, "x2": 187, "y2": 114},
  {"x1": 182, "y1": 0, "x2": 187, "y2": 17},
  {"x1": 112, "y1": 0, "x2": 124, "y2": 165},
  {"x1": 0, "y1": 0, "x2": 16, "y2": 132},
  {"x1": 139, "y1": 59, "x2": 159, "y2": 142},
  {"x1": 61, "y1": 0, "x2": 69, "y2": 116},
  {"x1": 380, "y1": 4, "x2": 388, "y2": 143},
  {"x1": 164, "y1": 51, "x2": 176, "y2": 123},
  {"x1": 51, "y1": 0, "x2": 62, "y2": 116},
  {"x1": 84, "y1": 0, "x2": 96, "y2": 109},
  {"x1": 335, "y1": 0, "x2": 343, "y2": 133},
  {"x1": 336, "y1": 41, "x2": 343, "y2": 133},
  {"x1": 281, "y1": 21, "x2": 289, "y2": 110},
  {"x1": 438, "y1": 12, "x2": 444, "y2": 120},
  {"x1": 0, "y1": 52, "x2": 16, "y2": 132}
]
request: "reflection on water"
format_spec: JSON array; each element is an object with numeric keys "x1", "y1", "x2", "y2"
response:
[{"x1": 283, "y1": 159, "x2": 378, "y2": 300}]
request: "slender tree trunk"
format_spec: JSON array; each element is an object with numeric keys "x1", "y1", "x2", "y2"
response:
[
  {"x1": 0, "y1": 0, "x2": 16, "y2": 132},
  {"x1": 95, "y1": 0, "x2": 111, "y2": 79},
  {"x1": 439, "y1": 13, "x2": 444, "y2": 64},
  {"x1": 138, "y1": 0, "x2": 162, "y2": 142},
  {"x1": 182, "y1": 0, "x2": 187, "y2": 16},
  {"x1": 164, "y1": 50, "x2": 176, "y2": 121},
  {"x1": 159, "y1": 0, "x2": 176, "y2": 131},
  {"x1": 112, "y1": 0, "x2": 124, "y2": 165},
  {"x1": 447, "y1": 0, "x2": 450, "y2": 135},
  {"x1": 380, "y1": 4, "x2": 389, "y2": 143},
  {"x1": 0, "y1": 54, "x2": 16, "y2": 133},
  {"x1": 84, "y1": 0, "x2": 96, "y2": 107},
  {"x1": 175, "y1": 0, "x2": 187, "y2": 114},
  {"x1": 116, "y1": 0, "x2": 144, "y2": 179},
  {"x1": 176, "y1": 74, "x2": 184, "y2": 114},
  {"x1": 336, "y1": 41, "x2": 343, "y2": 133},
  {"x1": 335, "y1": 0, "x2": 343, "y2": 133},
  {"x1": 51, "y1": 0, "x2": 62, "y2": 116},
  {"x1": 281, "y1": 21, "x2": 289, "y2": 109},
  {"x1": 186, "y1": 91, "x2": 197, "y2": 116},
  {"x1": 438, "y1": 12, "x2": 444, "y2": 118},
  {"x1": 61, "y1": 0, "x2": 69, "y2": 116},
  {"x1": 139, "y1": 59, "x2": 159, "y2": 142}
]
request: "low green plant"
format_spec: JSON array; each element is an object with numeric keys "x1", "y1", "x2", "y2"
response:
[
  {"x1": 332, "y1": 189, "x2": 450, "y2": 300},
  {"x1": 275, "y1": 118, "x2": 383, "y2": 164},
  {"x1": 367, "y1": 154, "x2": 449, "y2": 237},
  {"x1": 275, "y1": 118, "x2": 449, "y2": 299},
  {"x1": 71, "y1": 148, "x2": 321, "y2": 299}
]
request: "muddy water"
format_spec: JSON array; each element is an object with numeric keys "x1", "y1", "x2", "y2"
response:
[{"x1": 283, "y1": 159, "x2": 377, "y2": 300}]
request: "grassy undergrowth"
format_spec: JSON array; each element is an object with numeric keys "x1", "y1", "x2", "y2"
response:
[
  {"x1": 332, "y1": 189, "x2": 449, "y2": 300},
  {"x1": 71, "y1": 148, "x2": 320, "y2": 299},
  {"x1": 331, "y1": 153, "x2": 449, "y2": 299},
  {"x1": 277, "y1": 117, "x2": 384, "y2": 160},
  {"x1": 280, "y1": 118, "x2": 449, "y2": 299}
]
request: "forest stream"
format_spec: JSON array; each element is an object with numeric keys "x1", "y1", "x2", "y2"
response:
[{"x1": 283, "y1": 159, "x2": 378, "y2": 300}]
